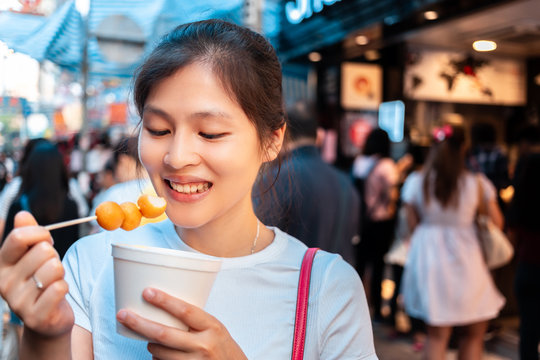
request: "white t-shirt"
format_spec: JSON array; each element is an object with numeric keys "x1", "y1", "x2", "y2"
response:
[{"x1": 63, "y1": 220, "x2": 378, "y2": 360}]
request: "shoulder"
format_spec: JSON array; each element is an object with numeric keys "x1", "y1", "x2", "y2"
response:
[
  {"x1": 401, "y1": 171, "x2": 423, "y2": 201},
  {"x1": 313, "y1": 249, "x2": 359, "y2": 283},
  {"x1": 0, "y1": 177, "x2": 21, "y2": 199}
]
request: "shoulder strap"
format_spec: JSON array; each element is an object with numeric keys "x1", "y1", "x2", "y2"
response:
[{"x1": 292, "y1": 248, "x2": 319, "y2": 360}]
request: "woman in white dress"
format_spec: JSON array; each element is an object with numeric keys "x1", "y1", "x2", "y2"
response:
[{"x1": 401, "y1": 124, "x2": 505, "y2": 360}]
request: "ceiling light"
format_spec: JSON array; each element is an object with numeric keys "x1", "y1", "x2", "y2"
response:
[
  {"x1": 308, "y1": 51, "x2": 321, "y2": 62},
  {"x1": 424, "y1": 11, "x2": 438, "y2": 20},
  {"x1": 355, "y1": 35, "x2": 369, "y2": 46},
  {"x1": 473, "y1": 40, "x2": 497, "y2": 52}
]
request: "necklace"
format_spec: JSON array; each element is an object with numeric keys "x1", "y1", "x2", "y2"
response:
[{"x1": 251, "y1": 219, "x2": 260, "y2": 255}]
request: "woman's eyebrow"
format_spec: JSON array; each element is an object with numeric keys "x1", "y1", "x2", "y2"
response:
[
  {"x1": 142, "y1": 106, "x2": 234, "y2": 125},
  {"x1": 142, "y1": 105, "x2": 174, "y2": 122},
  {"x1": 188, "y1": 110, "x2": 233, "y2": 122}
]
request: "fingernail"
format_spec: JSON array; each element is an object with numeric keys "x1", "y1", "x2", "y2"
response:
[
  {"x1": 144, "y1": 288, "x2": 155, "y2": 299},
  {"x1": 117, "y1": 310, "x2": 127, "y2": 321}
]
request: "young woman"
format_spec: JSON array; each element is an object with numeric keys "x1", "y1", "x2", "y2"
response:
[
  {"x1": 2, "y1": 140, "x2": 79, "y2": 259},
  {"x1": 401, "y1": 125, "x2": 505, "y2": 360},
  {"x1": 0, "y1": 20, "x2": 377, "y2": 359},
  {"x1": 507, "y1": 152, "x2": 540, "y2": 360},
  {"x1": 351, "y1": 128, "x2": 399, "y2": 321}
]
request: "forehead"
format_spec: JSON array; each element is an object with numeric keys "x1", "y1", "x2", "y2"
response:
[{"x1": 146, "y1": 63, "x2": 237, "y2": 111}]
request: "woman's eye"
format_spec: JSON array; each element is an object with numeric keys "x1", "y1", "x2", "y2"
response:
[
  {"x1": 147, "y1": 128, "x2": 170, "y2": 136},
  {"x1": 199, "y1": 132, "x2": 225, "y2": 140}
]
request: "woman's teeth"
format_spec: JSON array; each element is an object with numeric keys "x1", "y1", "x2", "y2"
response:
[{"x1": 170, "y1": 181, "x2": 210, "y2": 194}]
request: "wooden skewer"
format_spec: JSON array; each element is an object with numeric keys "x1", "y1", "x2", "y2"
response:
[{"x1": 45, "y1": 215, "x2": 97, "y2": 231}]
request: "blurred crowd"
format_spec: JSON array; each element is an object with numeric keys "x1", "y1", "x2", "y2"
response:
[{"x1": 0, "y1": 128, "x2": 146, "y2": 242}]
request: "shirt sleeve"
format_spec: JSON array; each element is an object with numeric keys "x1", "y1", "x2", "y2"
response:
[
  {"x1": 317, "y1": 257, "x2": 378, "y2": 360},
  {"x1": 0, "y1": 178, "x2": 21, "y2": 220},
  {"x1": 63, "y1": 242, "x2": 92, "y2": 332},
  {"x1": 401, "y1": 172, "x2": 422, "y2": 205}
]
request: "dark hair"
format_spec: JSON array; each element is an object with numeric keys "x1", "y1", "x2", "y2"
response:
[
  {"x1": 16, "y1": 138, "x2": 48, "y2": 176},
  {"x1": 19, "y1": 141, "x2": 70, "y2": 224},
  {"x1": 515, "y1": 124, "x2": 540, "y2": 145},
  {"x1": 133, "y1": 19, "x2": 285, "y2": 153},
  {"x1": 423, "y1": 125, "x2": 466, "y2": 208},
  {"x1": 508, "y1": 153, "x2": 540, "y2": 230},
  {"x1": 470, "y1": 122, "x2": 496, "y2": 147},
  {"x1": 285, "y1": 101, "x2": 317, "y2": 141},
  {"x1": 363, "y1": 128, "x2": 390, "y2": 158},
  {"x1": 408, "y1": 143, "x2": 429, "y2": 168}
]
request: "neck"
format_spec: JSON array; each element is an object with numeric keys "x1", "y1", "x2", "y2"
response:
[{"x1": 175, "y1": 200, "x2": 264, "y2": 257}]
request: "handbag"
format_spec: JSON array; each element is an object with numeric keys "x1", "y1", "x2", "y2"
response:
[
  {"x1": 292, "y1": 248, "x2": 319, "y2": 360},
  {"x1": 475, "y1": 176, "x2": 514, "y2": 269}
]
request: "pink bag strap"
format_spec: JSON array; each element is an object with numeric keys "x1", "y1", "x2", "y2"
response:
[{"x1": 292, "y1": 248, "x2": 319, "y2": 360}]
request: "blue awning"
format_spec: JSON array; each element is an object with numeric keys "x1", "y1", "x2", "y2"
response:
[
  {"x1": 0, "y1": 0, "x2": 245, "y2": 76},
  {"x1": 0, "y1": 1, "x2": 84, "y2": 70}
]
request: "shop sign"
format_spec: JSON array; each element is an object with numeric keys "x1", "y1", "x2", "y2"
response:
[{"x1": 285, "y1": 0, "x2": 340, "y2": 24}]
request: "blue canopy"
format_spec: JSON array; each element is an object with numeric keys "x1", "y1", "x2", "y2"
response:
[{"x1": 0, "y1": 0, "x2": 245, "y2": 76}]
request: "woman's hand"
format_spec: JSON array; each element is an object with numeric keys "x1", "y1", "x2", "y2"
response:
[
  {"x1": 117, "y1": 288, "x2": 247, "y2": 360},
  {"x1": 0, "y1": 211, "x2": 74, "y2": 337}
]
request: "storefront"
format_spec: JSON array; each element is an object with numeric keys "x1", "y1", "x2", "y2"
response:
[{"x1": 276, "y1": 0, "x2": 539, "y2": 169}]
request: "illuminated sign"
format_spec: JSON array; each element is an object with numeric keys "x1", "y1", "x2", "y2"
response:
[
  {"x1": 285, "y1": 0, "x2": 341, "y2": 24},
  {"x1": 378, "y1": 101, "x2": 405, "y2": 142}
]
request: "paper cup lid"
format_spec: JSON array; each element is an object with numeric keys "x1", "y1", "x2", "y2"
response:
[{"x1": 112, "y1": 243, "x2": 222, "y2": 272}]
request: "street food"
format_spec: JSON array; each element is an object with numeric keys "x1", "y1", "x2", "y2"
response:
[
  {"x1": 119, "y1": 202, "x2": 143, "y2": 231},
  {"x1": 137, "y1": 194, "x2": 167, "y2": 218},
  {"x1": 95, "y1": 201, "x2": 125, "y2": 231},
  {"x1": 44, "y1": 195, "x2": 167, "y2": 232}
]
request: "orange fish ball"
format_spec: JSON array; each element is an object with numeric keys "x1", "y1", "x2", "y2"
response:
[
  {"x1": 137, "y1": 194, "x2": 167, "y2": 218},
  {"x1": 95, "y1": 201, "x2": 125, "y2": 231},
  {"x1": 120, "y1": 202, "x2": 142, "y2": 231}
]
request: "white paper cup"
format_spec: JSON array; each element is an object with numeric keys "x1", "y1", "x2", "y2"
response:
[{"x1": 112, "y1": 243, "x2": 222, "y2": 340}]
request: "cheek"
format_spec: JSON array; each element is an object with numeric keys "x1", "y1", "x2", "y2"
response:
[
  {"x1": 212, "y1": 143, "x2": 262, "y2": 183},
  {"x1": 139, "y1": 137, "x2": 163, "y2": 172}
]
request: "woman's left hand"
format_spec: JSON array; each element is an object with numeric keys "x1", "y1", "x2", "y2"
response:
[{"x1": 116, "y1": 288, "x2": 247, "y2": 360}]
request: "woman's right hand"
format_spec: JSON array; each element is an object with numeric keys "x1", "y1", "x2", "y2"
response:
[{"x1": 0, "y1": 211, "x2": 74, "y2": 337}]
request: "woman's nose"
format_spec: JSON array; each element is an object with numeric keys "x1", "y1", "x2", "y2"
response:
[{"x1": 163, "y1": 133, "x2": 200, "y2": 169}]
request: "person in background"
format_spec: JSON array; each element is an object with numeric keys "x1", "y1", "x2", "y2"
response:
[
  {"x1": 401, "y1": 124, "x2": 505, "y2": 359},
  {"x1": 512, "y1": 124, "x2": 540, "y2": 182},
  {"x1": 467, "y1": 122, "x2": 510, "y2": 193},
  {"x1": 351, "y1": 127, "x2": 399, "y2": 321},
  {"x1": 384, "y1": 143, "x2": 428, "y2": 349},
  {"x1": 0, "y1": 138, "x2": 48, "y2": 240},
  {"x1": 1, "y1": 140, "x2": 79, "y2": 259},
  {"x1": 0, "y1": 138, "x2": 88, "y2": 240},
  {"x1": 507, "y1": 150, "x2": 540, "y2": 360},
  {"x1": 254, "y1": 100, "x2": 360, "y2": 266},
  {"x1": 0, "y1": 20, "x2": 377, "y2": 359}
]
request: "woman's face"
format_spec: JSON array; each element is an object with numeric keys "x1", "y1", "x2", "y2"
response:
[{"x1": 139, "y1": 62, "x2": 281, "y2": 228}]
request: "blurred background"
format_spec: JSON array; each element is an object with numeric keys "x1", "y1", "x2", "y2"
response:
[
  {"x1": 1, "y1": 1, "x2": 539, "y2": 358},
  {"x1": 0, "y1": 0, "x2": 538, "y2": 167}
]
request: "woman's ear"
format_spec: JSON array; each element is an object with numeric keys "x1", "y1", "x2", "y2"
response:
[{"x1": 264, "y1": 123, "x2": 286, "y2": 162}]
